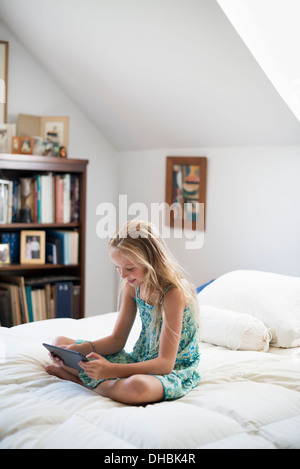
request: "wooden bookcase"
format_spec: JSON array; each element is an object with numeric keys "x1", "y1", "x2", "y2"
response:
[{"x1": 0, "y1": 153, "x2": 88, "y2": 324}]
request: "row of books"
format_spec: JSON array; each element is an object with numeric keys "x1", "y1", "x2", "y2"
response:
[
  {"x1": 47, "y1": 229, "x2": 79, "y2": 265},
  {"x1": 0, "y1": 173, "x2": 80, "y2": 224},
  {"x1": 0, "y1": 229, "x2": 79, "y2": 265},
  {"x1": 0, "y1": 275, "x2": 81, "y2": 327}
]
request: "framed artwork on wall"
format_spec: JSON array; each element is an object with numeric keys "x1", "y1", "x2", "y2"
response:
[{"x1": 165, "y1": 156, "x2": 207, "y2": 231}]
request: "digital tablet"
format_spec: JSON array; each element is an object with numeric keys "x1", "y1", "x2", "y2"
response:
[{"x1": 43, "y1": 343, "x2": 89, "y2": 371}]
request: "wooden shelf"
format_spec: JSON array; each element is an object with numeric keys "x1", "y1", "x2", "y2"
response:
[
  {"x1": 0, "y1": 222, "x2": 80, "y2": 229},
  {"x1": 0, "y1": 263, "x2": 79, "y2": 271},
  {"x1": 0, "y1": 153, "x2": 88, "y2": 172}
]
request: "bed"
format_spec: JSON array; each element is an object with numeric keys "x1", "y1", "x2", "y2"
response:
[{"x1": 0, "y1": 270, "x2": 300, "y2": 449}]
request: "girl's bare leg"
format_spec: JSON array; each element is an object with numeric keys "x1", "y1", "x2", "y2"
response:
[
  {"x1": 94, "y1": 374, "x2": 165, "y2": 405},
  {"x1": 45, "y1": 336, "x2": 165, "y2": 405},
  {"x1": 45, "y1": 364, "x2": 83, "y2": 386}
]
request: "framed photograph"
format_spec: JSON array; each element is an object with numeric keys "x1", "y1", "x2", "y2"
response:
[
  {"x1": 0, "y1": 243, "x2": 10, "y2": 265},
  {"x1": 165, "y1": 156, "x2": 207, "y2": 231},
  {"x1": 0, "y1": 41, "x2": 9, "y2": 124},
  {"x1": 41, "y1": 140, "x2": 59, "y2": 157},
  {"x1": 0, "y1": 123, "x2": 16, "y2": 153},
  {"x1": 40, "y1": 116, "x2": 69, "y2": 151},
  {"x1": 20, "y1": 230, "x2": 45, "y2": 265},
  {"x1": 12, "y1": 136, "x2": 34, "y2": 155}
]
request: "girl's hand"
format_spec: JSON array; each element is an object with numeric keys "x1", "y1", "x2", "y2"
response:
[
  {"x1": 79, "y1": 353, "x2": 115, "y2": 380},
  {"x1": 49, "y1": 343, "x2": 85, "y2": 366}
]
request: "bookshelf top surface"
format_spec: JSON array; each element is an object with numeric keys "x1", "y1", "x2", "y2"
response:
[{"x1": 0, "y1": 154, "x2": 89, "y2": 172}]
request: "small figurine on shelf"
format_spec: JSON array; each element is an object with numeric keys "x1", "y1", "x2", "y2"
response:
[
  {"x1": 59, "y1": 146, "x2": 67, "y2": 158},
  {"x1": 18, "y1": 177, "x2": 32, "y2": 223}
]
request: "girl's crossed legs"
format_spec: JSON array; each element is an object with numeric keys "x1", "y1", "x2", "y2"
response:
[{"x1": 45, "y1": 336, "x2": 164, "y2": 406}]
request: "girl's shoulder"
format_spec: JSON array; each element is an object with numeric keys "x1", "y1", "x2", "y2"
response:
[
  {"x1": 123, "y1": 282, "x2": 136, "y2": 301},
  {"x1": 162, "y1": 285, "x2": 186, "y2": 309}
]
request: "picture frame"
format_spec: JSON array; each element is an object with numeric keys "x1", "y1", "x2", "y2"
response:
[
  {"x1": 0, "y1": 123, "x2": 16, "y2": 153},
  {"x1": 165, "y1": 156, "x2": 207, "y2": 231},
  {"x1": 41, "y1": 140, "x2": 59, "y2": 157},
  {"x1": 0, "y1": 243, "x2": 10, "y2": 265},
  {"x1": 0, "y1": 40, "x2": 9, "y2": 124},
  {"x1": 12, "y1": 136, "x2": 34, "y2": 155},
  {"x1": 17, "y1": 114, "x2": 69, "y2": 156},
  {"x1": 40, "y1": 116, "x2": 69, "y2": 150},
  {"x1": 20, "y1": 230, "x2": 45, "y2": 265}
]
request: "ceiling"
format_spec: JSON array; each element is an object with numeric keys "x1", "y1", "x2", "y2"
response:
[
  {"x1": 217, "y1": 0, "x2": 300, "y2": 125},
  {"x1": 0, "y1": 0, "x2": 299, "y2": 151}
]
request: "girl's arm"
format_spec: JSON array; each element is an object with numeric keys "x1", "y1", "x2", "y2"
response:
[
  {"x1": 70, "y1": 283, "x2": 137, "y2": 356},
  {"x1": 80, "y1": 287, "x2": 184, "y2": 379}
]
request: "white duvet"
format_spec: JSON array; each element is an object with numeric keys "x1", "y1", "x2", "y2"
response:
[{"x1": 1, "y1": 310, "x2": 300, "y2": 449}]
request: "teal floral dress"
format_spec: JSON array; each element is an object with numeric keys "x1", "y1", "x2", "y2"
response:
[{"x1": 77, "y1": 286, "x2": 201, "y2": 400}]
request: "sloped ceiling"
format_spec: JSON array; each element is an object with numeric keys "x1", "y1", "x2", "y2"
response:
[
  {"x1": 0, "y1": 0, "x2": 299, "y2": 150},
  {"x1": 217, "y1": 0, "x2": 300, "y2": 125}
]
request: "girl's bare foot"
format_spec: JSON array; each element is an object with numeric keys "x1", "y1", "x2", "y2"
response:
[{"x1": 45, "y1": 365, "x2": 82, "y2": 385}]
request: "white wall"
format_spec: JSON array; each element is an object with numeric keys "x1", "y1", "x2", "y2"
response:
[
  {"x1": 119, "y1": 146, "x2": 300, "y2": 288},
  {"x1": 2, "y1": 18, "x2": 300, "y2": 318},
  {"x1": 1, "y1": 20, "x2": 119, "y2": 316}
]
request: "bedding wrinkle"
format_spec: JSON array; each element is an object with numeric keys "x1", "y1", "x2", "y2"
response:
[
  {"x1": 1, "y1": 268, "x2": 300, "y2": 448},
  {"x1": 1, "y1": 314, "x2": 300, "y2": 448}
]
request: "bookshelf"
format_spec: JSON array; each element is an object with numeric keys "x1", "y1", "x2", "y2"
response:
[{"x1": 0, "y1": 153, "x2": 88, "y2": 325}]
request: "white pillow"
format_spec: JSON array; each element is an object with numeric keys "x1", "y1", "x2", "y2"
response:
[
  {"x1": 198, "y1": 270, "x2": 300, "y2": 348},
  {"x1": 200, "y1": 305, "x2": 272, "y2": 351}
]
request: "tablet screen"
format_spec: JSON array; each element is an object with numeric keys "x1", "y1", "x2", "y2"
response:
[{"x1": 43, "y1": 343, "x2": 88, "y2": 371}]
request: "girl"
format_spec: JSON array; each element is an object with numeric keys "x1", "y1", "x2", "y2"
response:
[{"x1": 46, "y1": 220, "x2": 201, "y2": 405}]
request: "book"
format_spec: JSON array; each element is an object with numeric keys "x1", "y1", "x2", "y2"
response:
[
  {"x1": 55, "y1": 282, "x2": 72, "y2": 318},
  {"x1": 46, "y1": 236, "x2": 62, "y2": 264},
  {"x1": 11, "y1": 179, "x2": 19, "y2": 222},
  {"x1": 0, "y1": 282, "x2": 21, "y2": 326},
  {"x1": 47, "y1": 230, "x2": 79, "y2": 265},
  {"x1": 44, "y1": 283, "x2": 52, "y2": 319},
  {"x1": 46, "y1": 241, "x2": 57, "y2": 264},
  {"x1": 55, "y1": 174, "x2": 64, "y2": 223},
  {"x1": 71, "y1": 175, "x2": 80, "y2": 222},
  {"x1": 0, "y1": 288, "x2": 13, "y2": 327},
  {"x1": 71, "y1": 285, "x2": 81, "y2": 319},
  {"x1": 25, "y1": 286, "x2": 34, "y2": 322},
  {"x1": 63, "y1": 174, "x2": 71, "y2": 223},
  {"x1": 3, "y1": 276, "x2": 29, "y2": 323},
  {"x1": 40, "y1": 173, "x2": 54, "y2": 223},
  {"x1": 36, "y1": 174, "x2": 41, "y2": 222},
  {"x1": 0, "y1": 179, "x2": 9, "y2": 223}
]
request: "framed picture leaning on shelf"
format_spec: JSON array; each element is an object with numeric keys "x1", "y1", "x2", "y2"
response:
[
  {"x1": 0, "y1": 123, "x2": 16, "y2": 153},
  {"x1": 0, "y1": 243, "x2": 10, "y2": 264},
  {"x1": 20, "y1": 230, "x2": 45, "y2": 265},
  {"x1": 12, "y1": 136, "x2": 34, "y2": 155},
  {"x1": 17, "y1": 114, "x2": 69, "y2": 157},
  {"x1": 40, "y1": 116, "x2": 69, "y2": 151}
]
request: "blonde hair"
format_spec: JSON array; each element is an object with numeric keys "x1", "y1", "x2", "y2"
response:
[{"x1": 109, "y1": 220, "x2": 199, "y2": 344}]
